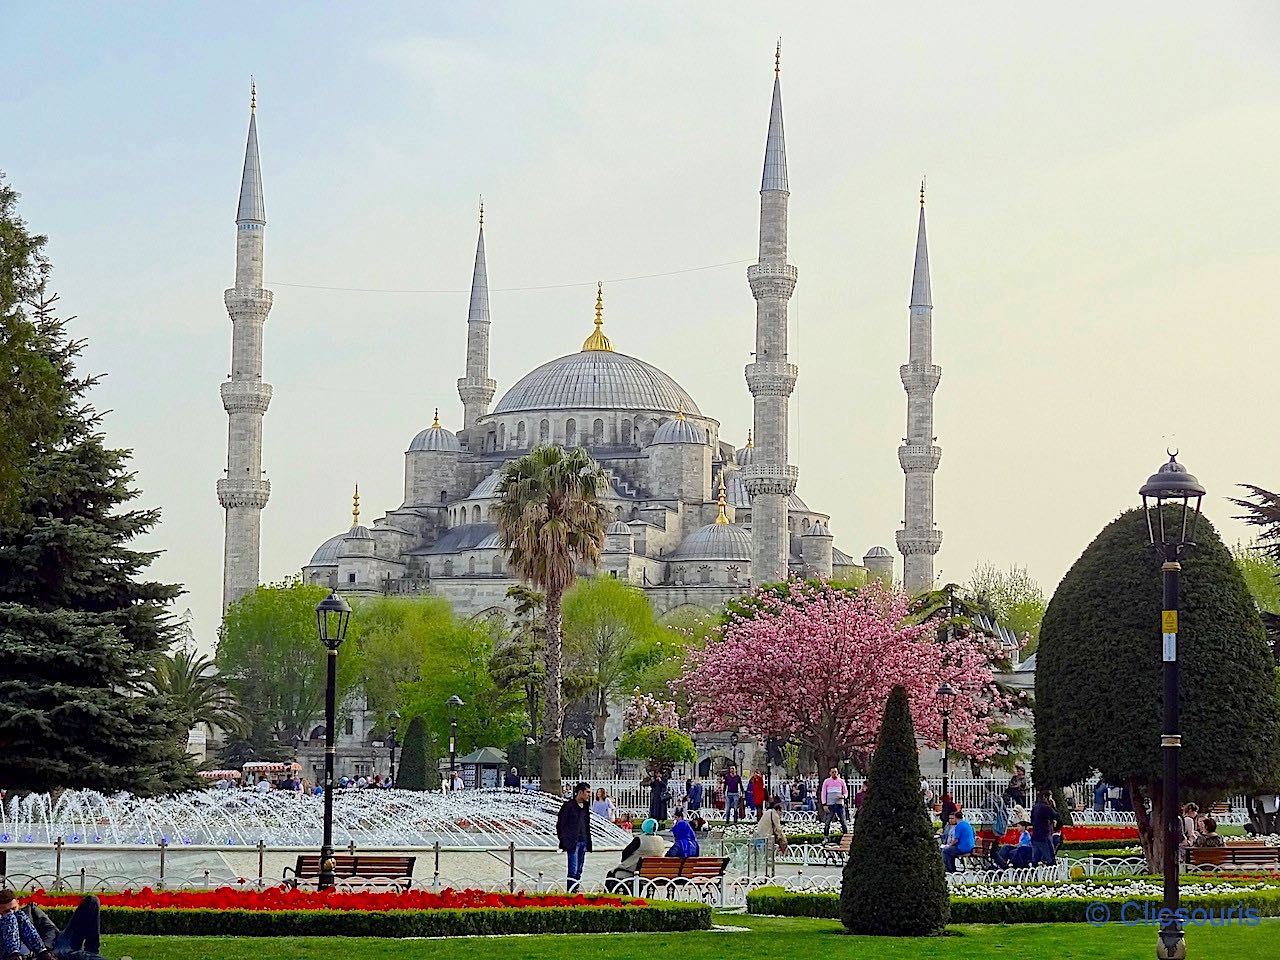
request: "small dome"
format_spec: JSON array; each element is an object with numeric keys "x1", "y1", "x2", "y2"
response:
[
  {"x1": 669, "y1": 522, "x2": 752, "y2": 561},
  {"x1": 651, "y1": 416, "x2": 707, "y2": 446},
  {"x1": 735, "y1": 430, "x2": 755, "y2": 466},
  {"x1": 607, "y1": 520, "x2": 632, "y2": 535},
  {"x1": 803, "y1": 521, "x2": 832, "y2": 537},
  {"x1": 408, "y1": 410, "x2": 462, "y2": 453},
  {"x1": 346, "y1": 524, "x2": 373, "y2": 540},
  {"x1": 308, "y1": 532, "x2": 347, "y2": 566},
  {"x1": 864, "y1": 545, "x2": 892, "y2": 558}
]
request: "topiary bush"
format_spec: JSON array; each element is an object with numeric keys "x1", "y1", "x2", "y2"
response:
[
  {"x1": 395, "y1": 715, "x2": 438, "y2": 791},
  {"x1": 617, "y1": 725, "x2": 696, "y2": 779},
  {"x1": 839, "y1": 684, "x2": 948, "y2": 935}
]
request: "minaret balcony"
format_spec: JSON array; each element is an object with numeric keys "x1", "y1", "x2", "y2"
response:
[
  {"x1": 747, "y1": 263, "x2": 797, "y2": 300},
  {"x1": 744, "y1": 362, "x2": 798, "y2": 397},
  {"x1": 217, "y1": 476, "x2": 271, "y2": 509},
  {"x1": 741, "y1": 463, "x2": 799, "y2": 496},
  {"x1": 457, "y1": 376, "x2": 497, "y2": 403},
  {"x1": 895, "y1": 529, "x2": 943, "y2": 555},
  {"x1": 899, "y1": 363, "x2": 942, "y2": 393},
  {"x1": 224, "y1": 288, "x2": 273, "y2": 319},
  {"x1": 898, "y1": 443, "x2": 942, "y2": 472},
  {"x1": 220, "y1": 380, "x2": 273, "y2": 415}
]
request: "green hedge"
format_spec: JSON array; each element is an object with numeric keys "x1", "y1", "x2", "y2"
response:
[
  {"x1": 746, "y1": 885, "x2": 1280, "y2": 925},
  {"x1": 38, "y1": 900, "x2": 712, "y2": 938}
]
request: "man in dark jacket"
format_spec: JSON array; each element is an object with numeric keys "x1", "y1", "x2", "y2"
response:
[
  {"x1": 1, "y1": 889, "x2": 105, "y2": 960},
  {"x1": 556, "y1": 782, "x2": 593, "y2": 890},
  {"x1": 1030, "y1": 789, "x2": 1062, "y2": 866},
  {"x1": 503, "y1": 767, "x2": 521, "y2": 789}
]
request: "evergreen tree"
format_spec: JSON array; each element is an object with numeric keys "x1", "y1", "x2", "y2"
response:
[
  {"x1": 396, "y1": 714, "x2": 438, "y2": 790},
  {"x1": 840, "y1": 685, "x2": 949, "y2": 936},
  {"x1": 1035, "y1": 507, "x2": 1279, "y2": 870},
  {"x1": 0, "y1": 183, "x2": 196, "y2": 792}
]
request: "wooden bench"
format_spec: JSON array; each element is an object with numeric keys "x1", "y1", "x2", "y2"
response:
[
  {"x1": 822, "y1": 833, "x2": 852, "y2": 864},
  {"x1": 1189, "y1": 845, "x2": 1280, "y2": 869},
  {"x1": 636, "y1": 855, "x2": 729, "y2": 881},
  {"x1": 284, "y1": 854, "x2": 416, "y2": 888}
]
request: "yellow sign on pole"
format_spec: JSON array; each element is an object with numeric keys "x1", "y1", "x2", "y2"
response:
[{"x1": 1162, "y1": 610, "x2": 1178, "y2": 633}]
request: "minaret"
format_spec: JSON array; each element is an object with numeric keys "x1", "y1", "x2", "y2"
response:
[
  {"x1": 742, "y1": 41, "x2": 798, "y2": 584},
  {"x1": 457, "y1": 200, "x2": 496, "y2": 447},
  {"x1": 896, "y1": 181, "x2": 943, "y2": 594},
  {"x1": 218, "y1": 80, "x2": 273, "y2": 613}
]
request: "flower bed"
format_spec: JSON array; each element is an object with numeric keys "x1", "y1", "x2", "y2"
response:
[
  {"x1": 746, "y1": 876, "x2": 1280, "y2": 925},
  {"x1": 26, "y1": 887, "x2": 712, "y2": 938}
]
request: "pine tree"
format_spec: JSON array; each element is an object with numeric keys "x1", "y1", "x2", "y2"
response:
[
  {"x1": 396, "y1": 715, "x2": 438, "y2": 790},
  {"x1": 0, "y1": 180, "x2": 196, "y2": 794},
  {"x1": 840, "y1": 685, "x2": 949, "y2": 936}
]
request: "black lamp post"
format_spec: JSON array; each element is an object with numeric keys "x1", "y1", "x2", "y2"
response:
[
  {"x1": 936, "y1": 682, "x2": 956, "y2": 809},
  {"x1": 613, "y1": 736, "x2": 621, "y2": 776},
  {"x1": 1140, "y1": 452, "x2": 1205, "y2": 960},
  {"x1": 446, "y1": 695, "x2": 464, "y2": 784},
  {"x1": 314, "y1": 590, "x2": 352, "y2": 891},
  {"x1": 730, "y1": 732, "x2": 740, "y2": 771},
  {"x1": 387, "y1": 710, "x2": 401, "y2": 785}
]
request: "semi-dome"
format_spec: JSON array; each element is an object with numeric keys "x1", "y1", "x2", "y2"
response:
[
  {"x1": 492, "y1": 350, "x2": 700, "y2": 416},
  {"x1": 864, "y1": 545, "x2": 892, "y2": 558},
  {"x1": 669, "y1": 521, "x2": 752, "y2": 561},
  {"x1": 409, "y1": 410, "x2": 463, "y2": 453},
  {"x1": 651, "y1": 414, "x2": 707, "y2": 445},
  {"x1": 309, "y1": 531, "x2": 347, "y2": 565},
  {"x1": 606, "y1": 519, "x2": 632, "y2": 535},
  {"x1": 803, "y1": 521, "x2": 832, "y2": 537}
]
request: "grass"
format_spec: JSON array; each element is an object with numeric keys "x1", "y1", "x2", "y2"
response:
[{"x1": 100, "y1": 913, "x2": 1280, "y2": 959}]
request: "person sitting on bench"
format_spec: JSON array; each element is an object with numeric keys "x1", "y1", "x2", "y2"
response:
[
  {"x1": 607, "y1": 818, "x2": 667, "y2": 887},
  {"x1": 941, "y1": 810, "x2": 975, "y2": 873},
  {"x1": 1193, "y1": 817, "x2": 1226, "y2": 848},
  {"x1": 1, "y1": 889, "x2": 106, "y2": 960},
  {"x1": 666, "y1": 811, "x2": 700, "y2": 858},
  {"x1": 993, "y1": 820, "x2": 1034, "y2": 870}
]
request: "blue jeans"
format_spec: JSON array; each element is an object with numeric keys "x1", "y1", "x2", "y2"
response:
[
  {"x1": 566, "y1": 840, "x2": 588, "y2": 889},
  {"x1": 1031, "y1": 840, "x2": 1056, "y2": 866},
  {"x1": 55, "y1": 895, "x2": 104, "y2": 959},
  {"x1": 725, "y1": 792, "x2": 740, "y2": 823},
  {"x1": 823, "y1": 802, "x2": 848, "y2": 837},
  {"x1": 943, "y1": 845, "x2": 972, "y2": 872}
]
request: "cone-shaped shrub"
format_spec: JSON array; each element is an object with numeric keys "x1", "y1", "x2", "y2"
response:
[
  {"x1": 396, "y1": 715, "x2": 438, "y2": 791},
  {"x1": 840, "y1": 685, "x2": 948, "y2": 935}
]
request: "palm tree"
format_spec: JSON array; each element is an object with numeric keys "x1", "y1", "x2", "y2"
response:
[
  {"x1": 495, "y1": 445, "x2": 608, "y2": 795},
  {"x1": 145, "y1": 648, "x2": 247, "y2": 737}
]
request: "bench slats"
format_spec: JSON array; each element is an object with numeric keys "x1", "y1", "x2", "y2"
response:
[
  {"x1": 289, "y1": 854, "x2": 416, "y2": 880},
  {"x1": 635, "y1": 856, "x2": 729, "y2": 880}
]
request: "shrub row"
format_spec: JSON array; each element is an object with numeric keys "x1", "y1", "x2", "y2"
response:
[
  {"x1": 745, "y1": 885, "x2": 1280, "y2": 925},
  {"x1": 39, "y1": 901, "x2": 712, "y2": 938}
]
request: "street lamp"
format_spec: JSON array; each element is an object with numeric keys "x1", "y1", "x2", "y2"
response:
[
  {"x1": 730, "y1": 731, "x2": 740, "y2": 771},
  {"x1": 387, "y1": 710, "x2": 401, "y2": 785},
  {"x1": 1140, "y1": 452, "x2": 1206, "y2": 960},
  {"x1": 613, "y1": 736, "x2": 621, "y2": 777},
  {"x1": 446, "y1": 695, "x2": 464, "y2": 784},
  {"x1": 936, "y1": 682, "x2": 956, "y2": 810},
  {"x1": 314, "y1": 590, "x2": 352, "y2": 891}
]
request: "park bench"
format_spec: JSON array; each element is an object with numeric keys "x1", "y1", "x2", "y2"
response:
[
  {"x1": 822, "y1": 833, "x2": 852, "y2": 864},
  {"x1": 284, "y1": 854, "x2": 416, "y2": 888},
  {"x1": 1189, "y1": 845, "x2": 1280, "y2": 870},
  {"x1": 634, "y1": 856, "x2": 729, "y2": 895}
]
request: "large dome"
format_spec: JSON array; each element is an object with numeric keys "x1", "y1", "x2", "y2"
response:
[{"x1": 492, "y1": 350, "x2": 701, "y2": 416}]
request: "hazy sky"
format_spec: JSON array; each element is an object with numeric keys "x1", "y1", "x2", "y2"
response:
[{"x1": 4, "y1": 2, "x2": 1278, "y2": 646}]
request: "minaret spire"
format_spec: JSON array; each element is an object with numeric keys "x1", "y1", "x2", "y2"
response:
[
  {"x1": 457, "y1": 199, "x2": 496, "y2": 446},
  {"x1": 219, "y1": 85, "x2": 274, "y2": 613},
  {"x1": 743, "y1": 47, "x2": 799, "y2": 583},
  {"x1": 896, "y1": 184, "x2": 943, "y2": 594}
]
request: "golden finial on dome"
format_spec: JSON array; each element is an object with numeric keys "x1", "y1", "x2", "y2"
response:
[
  {"x1": 676, "y1": 400, "x2": 686, "y2": 422},
  {"x1": 250, "y1": 76, "x2": 256, "y2": 114},
  {"x1": 352, "y1": 483, "x2": 360, "y2": 528},
  {"x1": 715, "y1": 474, "x2": 730, "y2": 524},
  {"x1": 582, "y1": 281, "x2": 614, "y2": 352},
  {"x1": 745, "y1": 428, "x2": 754, "y2": 448},
  {"x1": 431, "y1": 407, "x2": 441, "y2": 428},
  {"x1": 775, "y1": 38, "x2": 781, "y2": 78},
  {"x1": 479, "y1": 196, "x2": 484, "y2": 227},
  {"x1": 920, "y1": 176, "x2": 926, "y2": 207}
]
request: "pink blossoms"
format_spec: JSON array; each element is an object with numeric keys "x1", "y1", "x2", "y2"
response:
[{"x1": 680, "y1": 580, "x2": 1016, "y2": 772}]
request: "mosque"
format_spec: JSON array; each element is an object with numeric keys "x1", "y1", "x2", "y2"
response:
[{"x1": 218, "y1": 53, "x2": 944, "y2": 620}]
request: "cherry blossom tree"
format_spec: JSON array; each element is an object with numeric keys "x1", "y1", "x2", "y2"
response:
[
  {"x1": 623, "y1": 690, "x2": 680, "y2": 733},
  {"x1": 679, "y1": 580, "x2": 1017, "y2": 774}
]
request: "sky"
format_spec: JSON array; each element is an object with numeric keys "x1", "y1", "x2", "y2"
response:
[{"x1": 3, "y1": 2, "x2": 1278, "y2": 647}]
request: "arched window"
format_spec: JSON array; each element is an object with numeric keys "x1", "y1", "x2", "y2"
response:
[
  {"x1": 498, "y1": 423, "x2": 507, "y2": 449},
  {"x1": 424, "y1": 561, "x2": 431, "y2": 578},
  {"x1": 698, "y1": 565, "x2": 712, "y2": 584},
  {"x1": 516, "y1": 421, "x2": 527, "y2": 447},
  {"x1": 468, "y1": 556, "x2": 476, "y2": 574},
  {"x1": 727, "y1": 565, "x2": 740, "y2": 584},
  {"x1": 673, "y1": 565, "x2": 685, "y2": 585},
  {"x1": 439, "y1": 489, "x2": 448, "y2": 503},
  {"x1": 492, "y1": 554, "x2": 504, "y2": 575},
  {"x1": 443, "y1": 559, "x2": 454, "y2": 576},
  {"x1": 539, "y1": 419, "x2": 550, "y2": 444},
  {"x1": 621, "y1": 419, "x2": 633, "y2": 445},
  {"x1": 615, "y1": 505, "x2": 623, "y2": 518},
  {"x1": 593, "y1": 419, "x2": 605, "y2": 445},
  {"x1": 565, "y1": 418, "x2": 577, "y2": 447}
]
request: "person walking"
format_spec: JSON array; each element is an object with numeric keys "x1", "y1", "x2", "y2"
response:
[
  {"x1": 748, "y1": 769, "x2": 766, "y2": 821},
  {"x1": 648, "y1": 773, "x2": 670, "y2": 822},
  {"x1": 723, "y1": 766, "x2": 743, "y2": 825},
  {"x1": 820, "y1": 766, "x2": 849, "y2": 839},
  {"x1": 687, "y1": 777, "x2": 704, "y2": 813},
  {"x1": 1029, "y1": 789, "x2": 1062, "y2": 866},
  {"x1": 556, "y1": 782, "x2": 593, "y2": 891},
  {"x1": 591, "y1": 787, "x2": 616, "y2": 824}
]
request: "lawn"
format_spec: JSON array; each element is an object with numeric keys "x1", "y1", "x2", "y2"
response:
[{"x1": 102, "y1": 913, "x2": 1280, "y2": 959}]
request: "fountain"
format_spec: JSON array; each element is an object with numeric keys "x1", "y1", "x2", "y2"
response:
[{"x1": 0, "y1": 789, "x2": 631, "y2": 849}]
